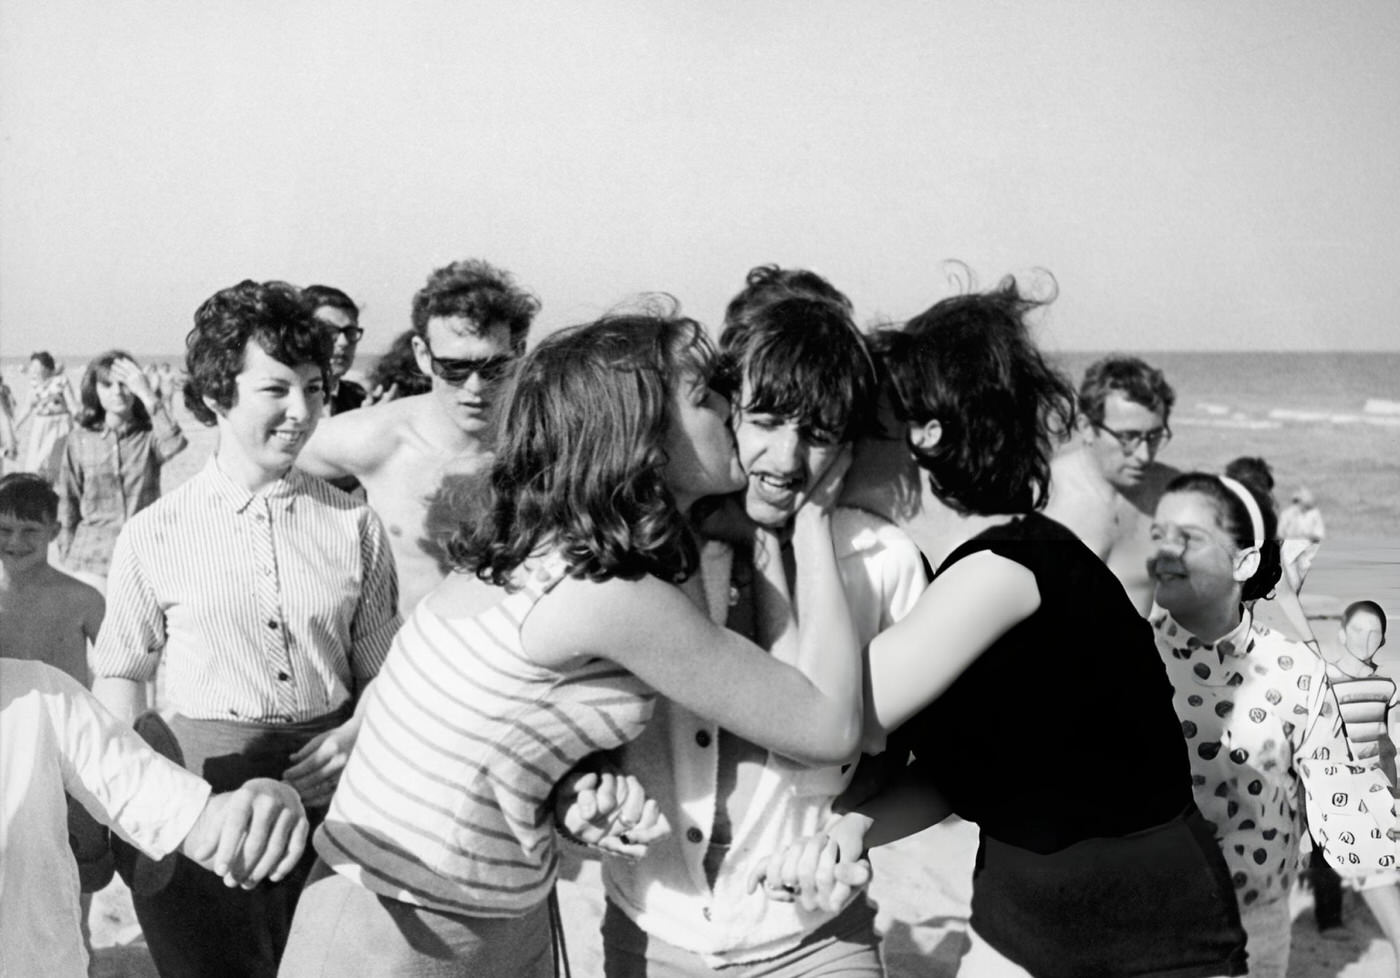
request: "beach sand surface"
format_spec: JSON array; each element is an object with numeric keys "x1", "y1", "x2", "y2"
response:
[{"x1": 70, "y1": 408, "x2": 1400, "y2": 976}]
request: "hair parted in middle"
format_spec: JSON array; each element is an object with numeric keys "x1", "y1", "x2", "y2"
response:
[
  {"x1": 447, "y1": 297, "x2": 714, "y2": 587},
  {"x1": 77, "y1": 350, "x2": 153, "y2": 432},
  {"x1": 409, "y1": 259, "x2": 540, "y2": 353},
  {"x1": 872, "y1": 274, "x2": 1076, "y2": 517}
]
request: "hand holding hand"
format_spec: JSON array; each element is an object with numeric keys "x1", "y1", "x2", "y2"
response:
[
  {"x1": 555, "y1": 770, "x2": 671, "y2": 859},
  {"x1": 746, "y1": 813, "x2": 873, "y2": 912},
  {"x1": 182, "y1": 778, "x2": 309, "y2": 889}
]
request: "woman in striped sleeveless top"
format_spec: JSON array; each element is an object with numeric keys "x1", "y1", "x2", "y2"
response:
[{"x1": 280, "y1": 304, "x2": 865, "y2": 977}]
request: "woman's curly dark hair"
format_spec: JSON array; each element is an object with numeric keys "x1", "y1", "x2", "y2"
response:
[
  {"x1": 183, "y1": 280, "x2": 332, "y2": 426},
  {"x1": 871, "y1": 274, "x2": 1076, "y2": 516},
  {"x1": 1163, "y1": 471, "x2": 1283, "y2": 603},
  {"x1": 447, "y1": 300, "x2": 715, "y2": 586}
]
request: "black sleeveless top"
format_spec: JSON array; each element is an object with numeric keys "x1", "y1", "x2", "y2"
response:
[{"x1": 902, "y1": 513, "x2": 1246, "y2": 976}]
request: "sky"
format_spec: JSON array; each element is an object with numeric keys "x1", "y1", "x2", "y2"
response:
[{"x1": 2, "y1": 1, "x2": 1399, "y2": 357}]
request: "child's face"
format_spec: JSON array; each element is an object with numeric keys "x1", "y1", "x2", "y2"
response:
[
  {"x1": 0, "y1": 513, "x2": 57, "y2": 574},
  {"x1": 1341, "y1": 610, "x2": 1386, "y2": 663}
]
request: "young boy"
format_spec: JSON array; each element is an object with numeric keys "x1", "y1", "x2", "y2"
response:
[
  {"x1": 0, "y1": 473, "x2": 103, "y2": 686},
  {"x1": 1, "y1": 657, "x2": 309, "y2": 978},
  {"x1": 0, "y1": 473, "x2": 113, "y2": 902}
]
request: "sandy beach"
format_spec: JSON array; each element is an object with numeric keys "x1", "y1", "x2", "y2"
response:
[{"x1": 14, "y1": 397, "x2": 1393, "y2": 976}]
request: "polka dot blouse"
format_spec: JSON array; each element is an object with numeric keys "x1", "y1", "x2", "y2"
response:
[{"x1": 1152, "y1": 608, "x2": 1355, "y2": 910}]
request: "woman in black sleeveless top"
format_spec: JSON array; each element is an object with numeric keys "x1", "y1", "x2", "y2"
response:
[{"x1": 753, "y1": 276, "x2": 1247, "y2": 978}]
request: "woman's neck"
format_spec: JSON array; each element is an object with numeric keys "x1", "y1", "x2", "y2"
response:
[
  {"x1": 896, "y1": 477, "x2": 1018, "y2": 569},
  {"x1": 1173, "y1": 601, "x2": 1244, "y2": 645}
]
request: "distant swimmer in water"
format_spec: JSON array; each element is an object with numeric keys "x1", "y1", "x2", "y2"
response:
[{"x1": 1046, "y1": 354, "x2": 1180, "y2": 614}]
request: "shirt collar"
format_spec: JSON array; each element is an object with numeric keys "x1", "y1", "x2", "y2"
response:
[
  {"x1": 1153, "y1": 607, "x2": 1256, "y2": 667},
  {"x1": 200, "y1": 456, "x2": 304, "y2": 514}
]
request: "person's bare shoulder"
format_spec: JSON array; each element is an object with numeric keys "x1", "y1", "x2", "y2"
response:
[
  {"x1": 1045, "y1": 445, "x2": 1118, "y2": 558},
  {"x1": 301, "y1": 395, "x2": 423, "y2": 478}
]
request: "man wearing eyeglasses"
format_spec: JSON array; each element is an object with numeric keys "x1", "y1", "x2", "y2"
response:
[
  {"x1": 305, "y1": 285, "x2": 368, "y2": 416},
  {"x1": 298, "y1": 260, "x2": 540, "y2": 614},
  {"x1": 1047, "y1": 355, "x2": 1180, "y2": 614}
]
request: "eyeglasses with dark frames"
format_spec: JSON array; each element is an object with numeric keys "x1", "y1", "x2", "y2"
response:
[{"x1": 1093, "y1": 422, "x2": 1172, "y2": 454}]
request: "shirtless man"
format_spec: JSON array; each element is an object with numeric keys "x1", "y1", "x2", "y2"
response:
[
  {"x1": 1046, "y1": 355, "x2": 1179, "y2": 614},
  {"x1": 298, "y1": 260, "x2": 539, "y2": 613},
  {"x1": 0, "y1": 473, "x2": 103, "y2": 685}
]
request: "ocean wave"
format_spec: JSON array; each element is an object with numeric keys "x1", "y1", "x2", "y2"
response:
[{"x1": 1174, "y1": 417, "x2": 1282, "y2": 431}]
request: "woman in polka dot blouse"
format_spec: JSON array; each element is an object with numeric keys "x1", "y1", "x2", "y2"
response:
[{"x1": 1149, "y1": 471, "x2": 1397, "y2": 978}]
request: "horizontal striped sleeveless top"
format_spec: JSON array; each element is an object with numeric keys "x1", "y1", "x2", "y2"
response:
[{"x1": 315, "y1": 555, "x2": 656, "y2": 917}]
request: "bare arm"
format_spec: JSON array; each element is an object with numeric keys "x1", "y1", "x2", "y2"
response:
[
  {"x1": 297, "y1": 404, "x2": 395, "y2": 481},
  {"x1": 863, "y1": 550, "x2": 1040, "y2": 747},
  {"x1": 92, "y1": 677, "x2": 147, "y2": 724}
]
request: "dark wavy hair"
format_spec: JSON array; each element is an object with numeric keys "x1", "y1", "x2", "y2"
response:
[
  {"x1": 410, "y1": 259, "x2": 539, "y2": 353},
  {"x1": 303, "y1": 284, "x2": 358, "y2": 318},
  {"x1": 369, "y1": 330, "x2": 432, "y2": 398},
  {"x1": 722, "y1": 264, "x2": 854, "y2": 328},
  {"x1": 1163, "y1": 471, "x2": 1283, "y2": 603},
  {"x1": 718, "y1": 293, "x2": 874, "y2": 442},
  {"x1": 449, "y1": 301, "x2": 713, "y2": 586},
  {"x1": 1078, "y1": 355, "x2": 1176, "y2": 426},
  {"x1": 77, "y1": 350, "x2": 152, "y2": 432},
  {"x1": 183, "y1": 280, "x2": 332, "y2": 426},
  {"x1": 28, "y1": 351, "x2": 56, "y2": 374},
  {"x1": 872, "y1": 275, "x2": 1076, "y2": 517}
]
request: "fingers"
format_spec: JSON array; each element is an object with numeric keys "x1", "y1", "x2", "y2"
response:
[
  {"x1": 217, "y1": 781, "x2": 308, "y2": 888},
  {"x1": 270, "y1": 809, "x2": 311, "y2": 884}
]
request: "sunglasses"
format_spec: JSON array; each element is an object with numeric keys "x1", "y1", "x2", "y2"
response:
[{"x1": 423, "y1": 348, "x2": 517, "y2": 386}]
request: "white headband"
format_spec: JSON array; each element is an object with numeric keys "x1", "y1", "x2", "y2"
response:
[{"x1": 1218, "y1": 475, "x2": 1264, "y2": 549}]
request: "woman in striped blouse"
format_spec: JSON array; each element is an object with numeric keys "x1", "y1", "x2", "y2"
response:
[{"x1": 279, "y1": 304, "x2": 865, "y2": 977}]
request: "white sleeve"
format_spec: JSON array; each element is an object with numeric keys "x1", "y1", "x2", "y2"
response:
[{"x1": 50, "y1": 671, "x2": 212, "y2": 858}]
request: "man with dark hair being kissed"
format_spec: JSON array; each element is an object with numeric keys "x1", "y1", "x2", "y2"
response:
[
  {"x1": 1047, "y1": 354, "x2": 1181, "y2": 613},
  {"x1": 299, "y1": 259, "x2": 540, "y2": 613},
  {"x1": 563, "y1": 266, "x2": 926, "y2": 977}
]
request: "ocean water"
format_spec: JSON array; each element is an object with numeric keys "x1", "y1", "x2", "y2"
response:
[{"x1": 5, "y1": 350, "x2": 1397, "y2": 537}]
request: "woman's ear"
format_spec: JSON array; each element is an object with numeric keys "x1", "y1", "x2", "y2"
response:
[
  {"x1": 907, "y1": 419, "x2": 942, "y2": 453},
  {"x1": 1232, "y1": 546, "x2": 1261, "y2": 583}
]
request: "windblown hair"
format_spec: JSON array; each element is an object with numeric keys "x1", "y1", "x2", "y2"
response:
[
  {"x1": 871, "y1": 275, "x2": 1076, "y2": 517},
  {"x1": 1163, "y1": 471, "x2": 1283, "y2": 603},
  {"x1": 303, "y1": 284, "x2": 359, "y2": 318},
  {"x1": 183, "y1": 280, "x2": 332, "y2": 426},
  {"x1": 722, "y1": 264, "x2": 854, "y2": 327},
  {"x1": 449, "y1": 301, "x2": 711, "y2": 586},
  {"x1": 718, "y1": 294, "x2": 874, "y2": 441},
  {"x1": 1078, "y1": 355, "x2": 1176, "y2": 426},
  {"x1": 0, "y1": 472, "x2": 58, "y2": 523},
  {"x1": 77, "y1": 350, "x2": 152, "y2": 432},
  {"x1": 409, "y1": 259, "x2": 540, "y2": 353},
  {"x1": 369, "y1": 330, "x2": 432, "y2": 398}
]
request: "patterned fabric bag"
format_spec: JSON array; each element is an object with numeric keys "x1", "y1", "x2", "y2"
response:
[{"x1": 1298, "y1": 733, "x2": 1398, "y2": 878}]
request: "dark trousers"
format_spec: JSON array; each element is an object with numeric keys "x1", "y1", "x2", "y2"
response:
[
  {"x1": 133, "y1": 710, "x2": 346, "y2": 978},
  {"x1": 1311, "y1": 844, "x2": 1344, "y2": 929}
]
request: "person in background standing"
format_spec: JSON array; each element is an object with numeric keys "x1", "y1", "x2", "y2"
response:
[
  {"x1": 303, "y1": 285, "x2": 366, "y2": 416},
  {"x1": 15, "y1": 351, "x2": 79, "y2": 482},
  {"x1": 57, "y1": 351, "x2": 187, "y2": 594}
]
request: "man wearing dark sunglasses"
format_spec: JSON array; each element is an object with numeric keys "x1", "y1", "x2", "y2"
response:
[
  {"x1": 305, "y1": 285, "x2": 368, "y2": 416},
  {"x1": 299, "y1": 259, "x2": 539, "y2": 614},
  {"x1": 1047, "y1": 355, "x2": 1181, "y2": 614}
]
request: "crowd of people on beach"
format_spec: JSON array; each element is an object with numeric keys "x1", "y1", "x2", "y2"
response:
[{"x1": 1, "y1": 258, "x2": 1396, "y2": 978}]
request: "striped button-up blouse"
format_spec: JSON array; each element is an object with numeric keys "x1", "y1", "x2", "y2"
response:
[{"x1": 92, "y1": 458, "x2": 401, "y2": 722}]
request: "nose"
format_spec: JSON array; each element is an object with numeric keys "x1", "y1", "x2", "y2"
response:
[
  {"x1": 1130, "y1": 439, "x2": 1153, "y2": 462},
  {"x1": 285, "y1": 386, "x2": 313, "y2": 422},
  {"x1": 768, "y1": 425, "x2": 805, "y2": 472}
]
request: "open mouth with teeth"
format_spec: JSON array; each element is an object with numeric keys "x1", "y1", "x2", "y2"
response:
[{"x1": 752, "y1": 472, "x2": 803, "y2": 498}]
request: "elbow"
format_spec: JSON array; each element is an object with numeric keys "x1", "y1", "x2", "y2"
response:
[{"x1": 796, "y1": 713, "x2": 864, "y2": 767}]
